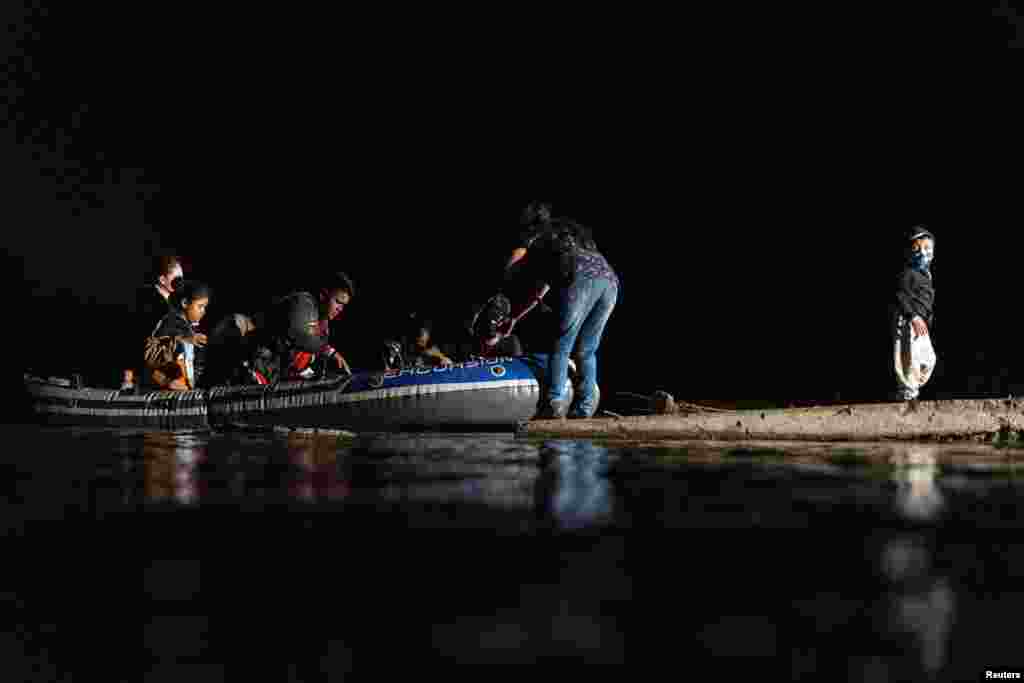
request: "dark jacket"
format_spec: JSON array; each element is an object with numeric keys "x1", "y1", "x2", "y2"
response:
[
  {"x1": 894, "y1": 267, "x2": 935, "y2": 326},
  {"x1": 137, "y1": 285, "x2": 174, "y2": 339},
  {"x1": 125, "y1": 284, "x2": 172, "y2": 372},
  {"x1": 152, "y1": 310, "x2": 193, "y2": 339},
  {"x1": 254, "y1": 291, "x2": 336, "y2": 370},
  {"x1": 201, "y1": 313, "x2": 259, "y2": 387}
]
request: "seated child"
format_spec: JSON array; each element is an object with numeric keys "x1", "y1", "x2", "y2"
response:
[
  {"x1": 467, "y1": 293, "x2": 523, "y2": 359},
  {"x1": 379, "y1": 316, "x2": 456, "y2": 371}
]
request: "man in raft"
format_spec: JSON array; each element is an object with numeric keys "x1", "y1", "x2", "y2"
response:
[
  {"x1": 893, "y1": 226, "x2": 937, "y2": 401},
  {"x1": 250, "y1": 271, "x2": 356, "y2": 383}
]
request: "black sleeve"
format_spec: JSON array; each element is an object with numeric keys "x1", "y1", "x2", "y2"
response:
[
  {"x1": 894, "y1": 270, "x2": 920, "y2": 321},
  {"x1": 152, "y1": 313, "x2": 190, "y2": 339},
  {"x1": 137, "y1": 286, "x2": 172, "y2": 337},
  {"x1": 208, "y1": 315, "x2": 242, "y2": 347},
  {"x1": 285, "y1": 294, "x2": 327, "y2": 354}
]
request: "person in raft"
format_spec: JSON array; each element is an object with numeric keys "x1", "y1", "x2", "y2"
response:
[
  {"x1": 501, "y1": 202, "x2": 618, "y2": 419},
  {"x1": 121, "y1": 253, "x2": 184, "y2": 392},
  {"x1": 466, "y1": 293, "x2": 524, "y2": 360},
  {"x1": 893, "y1": 226, "x2": 937, "y2": 401},
  {"x1": 403, "y1": 316, "x2": 456, "y2": 369},
  {"x1": 199, "y1": 311, "x2": 261, "y2": 387},
  {"x1": 143, "y1": 280, "x2": 211, "y2": 391},
  {"x1": 252, "y1": 271, "x2": 355, "y2": 383}
]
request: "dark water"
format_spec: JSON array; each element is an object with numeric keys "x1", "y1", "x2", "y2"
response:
[{"x1": 5, "y1": 425, "x2": 1024, "y2": 680}]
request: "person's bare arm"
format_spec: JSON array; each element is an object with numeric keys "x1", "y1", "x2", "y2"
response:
[
  {"x1": 423, "y1": 345, "x2": 454, "y2": 366},
  {"x1": 505, "y1": 248, "x2": 528, "y2": 270}
]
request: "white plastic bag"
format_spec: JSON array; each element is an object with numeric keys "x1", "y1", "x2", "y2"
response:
[{"x1": 894, "y1": 317, "x2": 936, "y2": 399}]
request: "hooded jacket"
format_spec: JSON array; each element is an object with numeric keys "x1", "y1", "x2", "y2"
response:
[{"x1": 256, "y1": 292, "x2": 337, "y2": 358}]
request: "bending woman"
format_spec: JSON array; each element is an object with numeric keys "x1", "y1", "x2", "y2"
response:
[
  {"x1": 144, "y1": 280, "x2": 211, "y2": 391},
  {"x1": 501, "y1": 203, "x2": 618, "y2": 419}
]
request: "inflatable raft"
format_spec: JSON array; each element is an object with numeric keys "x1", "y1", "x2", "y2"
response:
[{"x1": 24, "y1": 356, "x2": 564, "y2": 431}]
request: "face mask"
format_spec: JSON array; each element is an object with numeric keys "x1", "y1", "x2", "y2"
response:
[{"x1": 910, "y1": 240, "x2": 934, "y2": 270}]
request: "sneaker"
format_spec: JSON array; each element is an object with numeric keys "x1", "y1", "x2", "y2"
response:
[{"x1": 568, "y1": 385, "x2": 600, "y2": 419}]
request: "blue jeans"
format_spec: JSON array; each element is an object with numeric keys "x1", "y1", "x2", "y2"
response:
[{"x1": 545, "y1": 276, "x2": 618, "y2": 416}]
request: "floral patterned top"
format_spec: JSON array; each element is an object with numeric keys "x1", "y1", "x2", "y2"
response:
[{"x1": 573, "y1": 248, "x2": 618, "y2": 287}]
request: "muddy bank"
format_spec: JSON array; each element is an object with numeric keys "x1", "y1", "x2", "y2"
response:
[{"x1": 522, "y1": 398, "x2": 1024, "y2": 442}]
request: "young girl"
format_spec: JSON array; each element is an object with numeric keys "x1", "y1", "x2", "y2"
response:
[
  {"x1": 144, "y1": 280, "x2": 211, "y2": 391},
  {"x1": 893, "y1": 227, "x2": 936, "y2": 401}
]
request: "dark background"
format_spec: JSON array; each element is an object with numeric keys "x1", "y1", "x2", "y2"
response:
[{"x1": 4, "y1": 3, "x2": 1023, "y2": 406}]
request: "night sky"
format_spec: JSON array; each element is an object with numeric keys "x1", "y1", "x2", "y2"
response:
[{"x1": 5, "y1": 4, "x2": 1023, "y2": 406}]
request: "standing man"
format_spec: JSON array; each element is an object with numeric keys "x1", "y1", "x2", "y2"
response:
[{"x1": 893, "y1": 226, "x2": 937, "y2": 401}]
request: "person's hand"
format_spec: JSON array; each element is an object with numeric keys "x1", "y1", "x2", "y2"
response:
[
  {"x1": 190, "y1": 333, "x2": 208, "y2": 347},
  {"x1": 438, "y1": 355, "x2": 454, "y2": 368},
  {"x1": 911, "y1": 317, "x2": 929, "y2": 338}
]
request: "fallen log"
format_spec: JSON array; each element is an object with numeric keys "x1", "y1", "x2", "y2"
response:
[{"x1": 520, "y1": 398, "x2": 1024, "y2": 442}]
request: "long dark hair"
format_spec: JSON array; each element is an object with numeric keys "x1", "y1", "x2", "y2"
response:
[{"x1": 520, "y1": 201, "x2": 553, "y2": 228}]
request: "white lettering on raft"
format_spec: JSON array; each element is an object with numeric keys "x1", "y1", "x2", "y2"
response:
[{"x1": 387, "y1": 358, "x2": 516, "y2": 380}]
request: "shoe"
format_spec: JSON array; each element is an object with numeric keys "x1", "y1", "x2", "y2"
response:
[
  {"x1": 568, "y1": 386, "x2": 600, "y2": 419},
  {"x1": 536, "y1": 399, "x2": 569, "y2": 420}
]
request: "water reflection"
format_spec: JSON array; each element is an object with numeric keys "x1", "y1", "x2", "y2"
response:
[
  {"x1": 874, "y1": 445, "x2": 953, "y2": 681},
  {"x1": 286, "y1": 434, "x2": 350, "y2": 502},
  {"x1": 888, "y1": 444, "x2": 945, "y2": 522},
  {"x1": 20, "y1": 426, "x2": 1024, "y2": 676},
  {"x1": 537, "y1": 440, "x2": 613, "y2": 531},
  {"x1": 142, "y1": 432, "x2": 206, "y2": 505},
  {"x1": 874, "y1": 534, "x2": 955, "y2": 681},
  {"x1": 348, "y1": 434, "x2": 543, "y2": 512}
]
